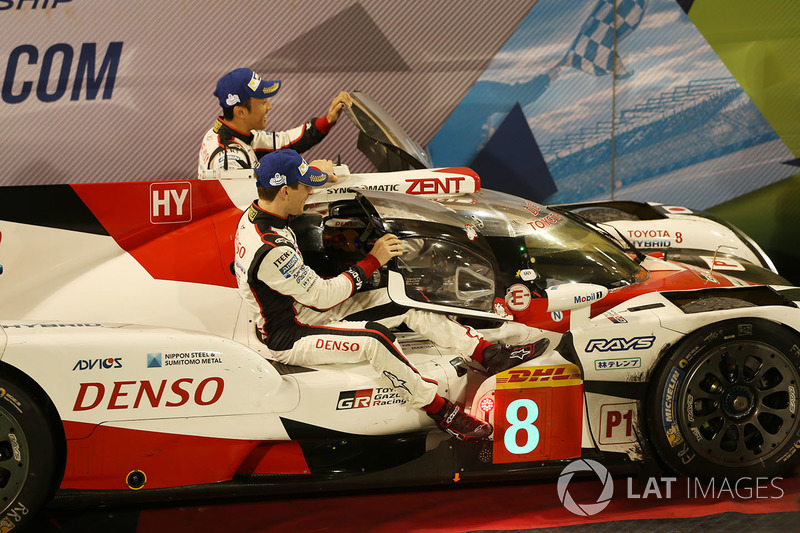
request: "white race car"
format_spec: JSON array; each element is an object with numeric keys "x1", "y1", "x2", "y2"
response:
[{"x1": 0, "y1": 93, "x2": 798, "y2": 530}]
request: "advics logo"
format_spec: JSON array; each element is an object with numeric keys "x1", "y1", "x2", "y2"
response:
[
  {"x1": 557, "y1": 459, "x2": 614, "y2": 516},
  {"x1": 72, "y1": 357, "x2": 122, "y2": 371}
]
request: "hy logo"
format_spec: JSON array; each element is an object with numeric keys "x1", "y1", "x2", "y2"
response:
[
  {"x1": 147, "y1": 353, "x2": 162, "y2": 368},
  {"x1": 557, "y1": 459, "x2": 614, "y2": 516}
]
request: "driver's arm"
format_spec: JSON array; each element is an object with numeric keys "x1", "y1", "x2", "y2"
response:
[{"x1": 259, "y1": 245, "x2": 380, "y2": 310}]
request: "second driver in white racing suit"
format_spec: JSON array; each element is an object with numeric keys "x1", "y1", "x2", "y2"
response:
[{"x1": 198, "y1": 67, "x2": 351, "y2": 176}]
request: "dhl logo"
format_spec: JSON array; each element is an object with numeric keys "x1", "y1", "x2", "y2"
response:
[{"x1": 495, "y1": 364, "x2": 582, "y2": 390}]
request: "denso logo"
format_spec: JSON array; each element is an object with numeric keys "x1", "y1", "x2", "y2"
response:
[
  {"x1": 585, "y1": 336, "x2": 656, "y2": 352},
  {"x1": 72, "y1": 357, "x2": 122, "y2": 371},
  {"x1": 73, "y1": 377, "x2": 224, "y2": 411},
  {"x1": 315, "y1": 339, "x2": 360, "y2": 351},
  {"x1": 405, "y1": 176, "x2": 465, "y2": 195}
]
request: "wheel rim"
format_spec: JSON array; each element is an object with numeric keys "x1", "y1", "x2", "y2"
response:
[
  {"x1": 0, "y1": 398, "x2": 29, "y2": 514},
  {"x1": 680, "y1": 340, "x2": 799, "y2": 466}
]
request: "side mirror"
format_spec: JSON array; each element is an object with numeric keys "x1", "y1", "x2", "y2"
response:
[
  {"x1": 544, "y1": 283, "x2": 608, "y2": 329},
  {"x1": 545, "y1": 283, "x2": 608, "y2": 312}
]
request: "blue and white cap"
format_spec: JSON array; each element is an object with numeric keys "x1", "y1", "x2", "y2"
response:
[
  {"x1": 214, "y1": 68, "x2": 281, "y2": 108},
  {"x1": 254, "y1": 149, "x2": 329, "y2": 188}
]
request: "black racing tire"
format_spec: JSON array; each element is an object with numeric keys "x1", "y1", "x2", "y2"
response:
[
  {"x1": 0, "y1": 366, "x2": 61, "y2": 530},
  {"x1": 646, "y1": 317, "x2": 800, "y2": 481}
]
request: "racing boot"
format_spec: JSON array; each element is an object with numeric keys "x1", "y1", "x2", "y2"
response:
[
  {"x1": 428, "y1": 399, "x2": 492, "y2": 441},
  {"x1": 480, "y1": 338, "x2": 550, "y2": 374}
]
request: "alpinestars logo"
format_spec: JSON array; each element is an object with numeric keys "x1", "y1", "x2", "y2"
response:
[
  {"x1": 510, "y1": 346, "x2": 531, "y2": 360},
  {"x1": 557, "y1": 459, "x2": 614, "y2": 516},
  {"x1": 383, "y1": 371, "x2": 410, "y2": 394}
]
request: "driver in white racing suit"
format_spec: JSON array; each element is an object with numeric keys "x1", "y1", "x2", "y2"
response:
[
  {"x1": 234, "y1": 150, "x2": 544, "y2": 441},
  {"x1": 198, "y1": 68, "x2": 351, "y2": 176}
]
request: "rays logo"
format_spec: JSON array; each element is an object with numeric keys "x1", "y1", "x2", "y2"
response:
[
  {"x1": 585, "y1": 336, "x2": 655, "y2": 352},
  {"x1": 557, "y1": 459, "x2": 614, "y2": 516}
]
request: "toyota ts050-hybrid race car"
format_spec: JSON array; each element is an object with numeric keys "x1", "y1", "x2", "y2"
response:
[{"x1": 1, "y1": 93, "x2": 799, "y2": 529}]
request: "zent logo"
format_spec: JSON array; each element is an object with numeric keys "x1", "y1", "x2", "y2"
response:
[
  {"x1": 405, "y1": 176, "x2": 464, "y2": 195},
  {"x1": 150, "y1": 182, "x2": 192, "y2": 224}
]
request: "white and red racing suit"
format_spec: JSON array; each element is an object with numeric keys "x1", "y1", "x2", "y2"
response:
[
  {"x1": 235, "y1": 202, "x2": 453, "y2": 408},
  {"x1": 198, "y1": 116, "x2": 332, "y2": 177}
]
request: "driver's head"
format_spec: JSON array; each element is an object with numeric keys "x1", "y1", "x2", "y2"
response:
[
  {"x1": 254, "y1": 150, "x2": 330, "y2": 214},
  {"x1": 215, "y1": 68, "x2": 280, "y2": 126}
]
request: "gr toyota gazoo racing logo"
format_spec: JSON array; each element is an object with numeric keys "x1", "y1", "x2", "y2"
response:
[{"x1": 336, "y1": 388, "x2": 407, "y2": 410}]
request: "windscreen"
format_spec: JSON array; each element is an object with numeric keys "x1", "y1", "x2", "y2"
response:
[
  {"x1": 438, "y1": 190, "x2": 647, "y2": 287},
  {"x1": 398, "y1": 238, "x2": 495, "y2": 311}
]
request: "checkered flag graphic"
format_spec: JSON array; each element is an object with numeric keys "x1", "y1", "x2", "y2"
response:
[{"x1": 558, "y1": 0, "x2": 647, "y2": 78}]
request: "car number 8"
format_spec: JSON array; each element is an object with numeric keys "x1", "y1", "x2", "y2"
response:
[{"x1": 504, "y1": 398, "x2": 539, "y2": 454}]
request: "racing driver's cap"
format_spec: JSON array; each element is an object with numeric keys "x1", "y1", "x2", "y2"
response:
[
  {"x1": 214, "y1": 68, "x2": 281, "y2": 108},
  {"x1": 254, "y1": 149, "x2": 329, "y2": 189}
]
